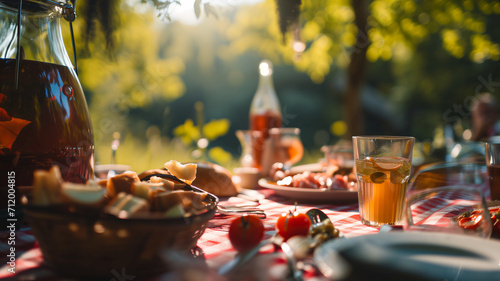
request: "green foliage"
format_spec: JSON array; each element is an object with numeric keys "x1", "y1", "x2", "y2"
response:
[
  {"x1": 208, "y1": 146, "x2": 233, "y2": 165},
  {"x1": 174, "y1": 119, "x2": 200, "y2": 145},
  {"x1": 173, "y1": 113, "x2": 232, "y2": 165},
  {"x1": 141, "y1": 0, "x2": 180, "y2": 21},
  {"x1": 66, "y1": 1, "x2": 190, "y2": 163},
  {"x1": 203, "y1": 119, "x2": 230, "y2": 141},
  {"x1": 367, "y1": 0, "x2": 500, "y2": 63},
  {"x1": 228, "y1": 0, "x2": 500, "y2": 83}
]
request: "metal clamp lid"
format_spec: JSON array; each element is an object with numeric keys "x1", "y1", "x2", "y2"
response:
[{"x1": 1, "y1": 0, "x2": 75, "y2": 18}]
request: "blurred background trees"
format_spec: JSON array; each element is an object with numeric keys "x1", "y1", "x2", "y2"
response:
[{"x1": 64, "y1": 0, "x2": 500, "y2": 171}]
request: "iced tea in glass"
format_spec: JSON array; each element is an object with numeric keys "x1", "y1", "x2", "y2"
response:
[{"x1": 353, "y1": 136, "x2": 415, "y2": 226}]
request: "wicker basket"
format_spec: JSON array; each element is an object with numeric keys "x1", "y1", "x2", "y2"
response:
[{"x1": 23, "y1": 187, "x2": 218, "y2": 278}]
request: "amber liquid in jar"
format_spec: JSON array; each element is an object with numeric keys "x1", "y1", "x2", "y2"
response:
[
  {"x1": 0, "y1": 59, "x2": 94, "y2": 207},
  {"x1": 249, "y1": 111, "x2": 281, "y2": 168}
]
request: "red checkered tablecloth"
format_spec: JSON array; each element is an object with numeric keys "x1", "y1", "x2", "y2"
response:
[{"x1": 0, "y1": 182, "x2": 491, "y2": 280}]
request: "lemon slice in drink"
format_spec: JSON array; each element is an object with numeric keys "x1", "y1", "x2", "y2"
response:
[{"x1": 367, "y1": 157, "x2": 403, "y2": 171}]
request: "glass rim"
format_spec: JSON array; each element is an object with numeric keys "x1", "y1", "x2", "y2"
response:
[
  {"x1": 352, "y1": 135, "x2": 415, "y2": 141},
  {"x1": 269, "y1": 127, "x2": 300, "y2": 134},
  {"x1": 235, "y1": 130, "x2": 262, "y2": 137}
]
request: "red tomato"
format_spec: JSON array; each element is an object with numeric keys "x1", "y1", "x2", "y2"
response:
[
  {"x1": 276, "y1": 211, "x2": 312, "y2": 241},
  {"x1": 458, "y1": 210, "x2": 484, "y2": 230},
  {"x1": 228, "y1": 215, "x2": 265, "y2": 252},
  {"x1": 458, "y1": 214, "x2": 483, "y2": 230}
]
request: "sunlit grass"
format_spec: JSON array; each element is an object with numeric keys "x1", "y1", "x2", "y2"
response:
[
  {"x1": 94, "y1": 136, "x2": 202, "y2": 172},
  {"x1": 94, "y1": 135, "x2": 323, "y2": 173}
]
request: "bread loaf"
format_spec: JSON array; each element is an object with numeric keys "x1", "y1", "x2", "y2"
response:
[{"x1": 192, "y1": 162, "x2": 238, "y2": 197}]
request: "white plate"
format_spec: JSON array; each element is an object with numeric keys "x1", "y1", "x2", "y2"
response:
[
  {"x1": 314, "y1": 231, "x2": 500, "y2": 281},
  {"x1": 258, "y1": 178, "x2": 358, "y2": 203},
  {"x1": 288, "y1": 162, "x2": 354, "y2": 174},
  {"x1": 288, "y1": 163, "x2": 325, "y2": 174}
]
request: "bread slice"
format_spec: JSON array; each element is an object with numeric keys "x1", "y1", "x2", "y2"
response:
[
  {"x1": 60, "y1": 182, "x2": 107, "y2": 208},
  {"x1": 149, "y1": 176, "x2": 185, "y2": 190},
  {"x1": 164, "y1": 204, "x2": 186, "y2": 218},
  {"x1": 152, "y1": 190, "x2": 184, "y2": 212},
  {"x1": 32, "y1": 166, "x2": 63, "y2": 205},
  {"x1": 131, "y1": 181, "x2": 166, "y2": 202},
  {"x1": 106, "y1": 172, "x2": 140, "y2": 197},
  {"x1": 107, "y1": 192, "x2": 149, "y2": 217},
  {"x1": 164, "y1": 160, "x2": 197, "y2": 184},
  {"x1": 152, "y1": 190, "x2": 208, "y2": 213}
]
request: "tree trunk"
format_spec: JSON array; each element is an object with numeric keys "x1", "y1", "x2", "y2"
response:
[{"x1": 343, "y1": 0, "x2": 370, "y2": 138}]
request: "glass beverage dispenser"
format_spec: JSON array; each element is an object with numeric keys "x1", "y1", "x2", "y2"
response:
[{"x1": 0, "y1": 0, "x2": 94, "y2": 208}]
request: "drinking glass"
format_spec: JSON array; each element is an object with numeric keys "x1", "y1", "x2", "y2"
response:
[
  {"x1": 235, "y1": 130, "x2": 262, "y2": 168},
  {"x1": 485, "y1": 142, "x2": 500, "y2": 201},
  {"x1": 260, "y1": 128, "x2": 304, "y2": 175},
  {"x1": 403, "y1": 186, "x2": 492, "y2": 238},
  {"x1": 409, "y1": 161, "x2": 487, "y2": 191},
  {"x1": 352, "y1": 136, "x2": 415, "y2": 226},
  {"x1": 321, "y1": 141, "x2": 354, "y2": 172},
  {"x1": 268, "y1": 128, "x2": 304, "y2": 168}
]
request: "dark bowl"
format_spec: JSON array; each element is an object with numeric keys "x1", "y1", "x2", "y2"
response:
[{"x1": 22, "y1": 185, "x2": 218, "y2": 278}]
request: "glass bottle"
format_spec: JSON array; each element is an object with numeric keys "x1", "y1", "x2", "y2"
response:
[
  {"x1": 249, "y1": 60, "x2": 282, "y2": 169},
  {"x1": 0, "y1": 1, "x2": 94, "y2": 207}
]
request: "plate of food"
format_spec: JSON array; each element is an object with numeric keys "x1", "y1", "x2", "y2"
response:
[
  {"x1": 259, "y1": 162, "x2": 358, "y2": 203},
  {"x1": 314, "y1": 231, "x2": 500, "y2": 281},
  {"x1": 258, "y1": 179, "x2": 358, "y2": 203}
]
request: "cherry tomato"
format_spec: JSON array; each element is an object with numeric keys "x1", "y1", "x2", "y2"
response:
[
  {"x1": 228, "y1": 215, "x2": 265, "y2": 252},
  {"x1": 458, "y1": 215, "x2": 483, "y2": 230},
  {"x1": 276, "y1": 211, "x2": 312, "y2": 241}
]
